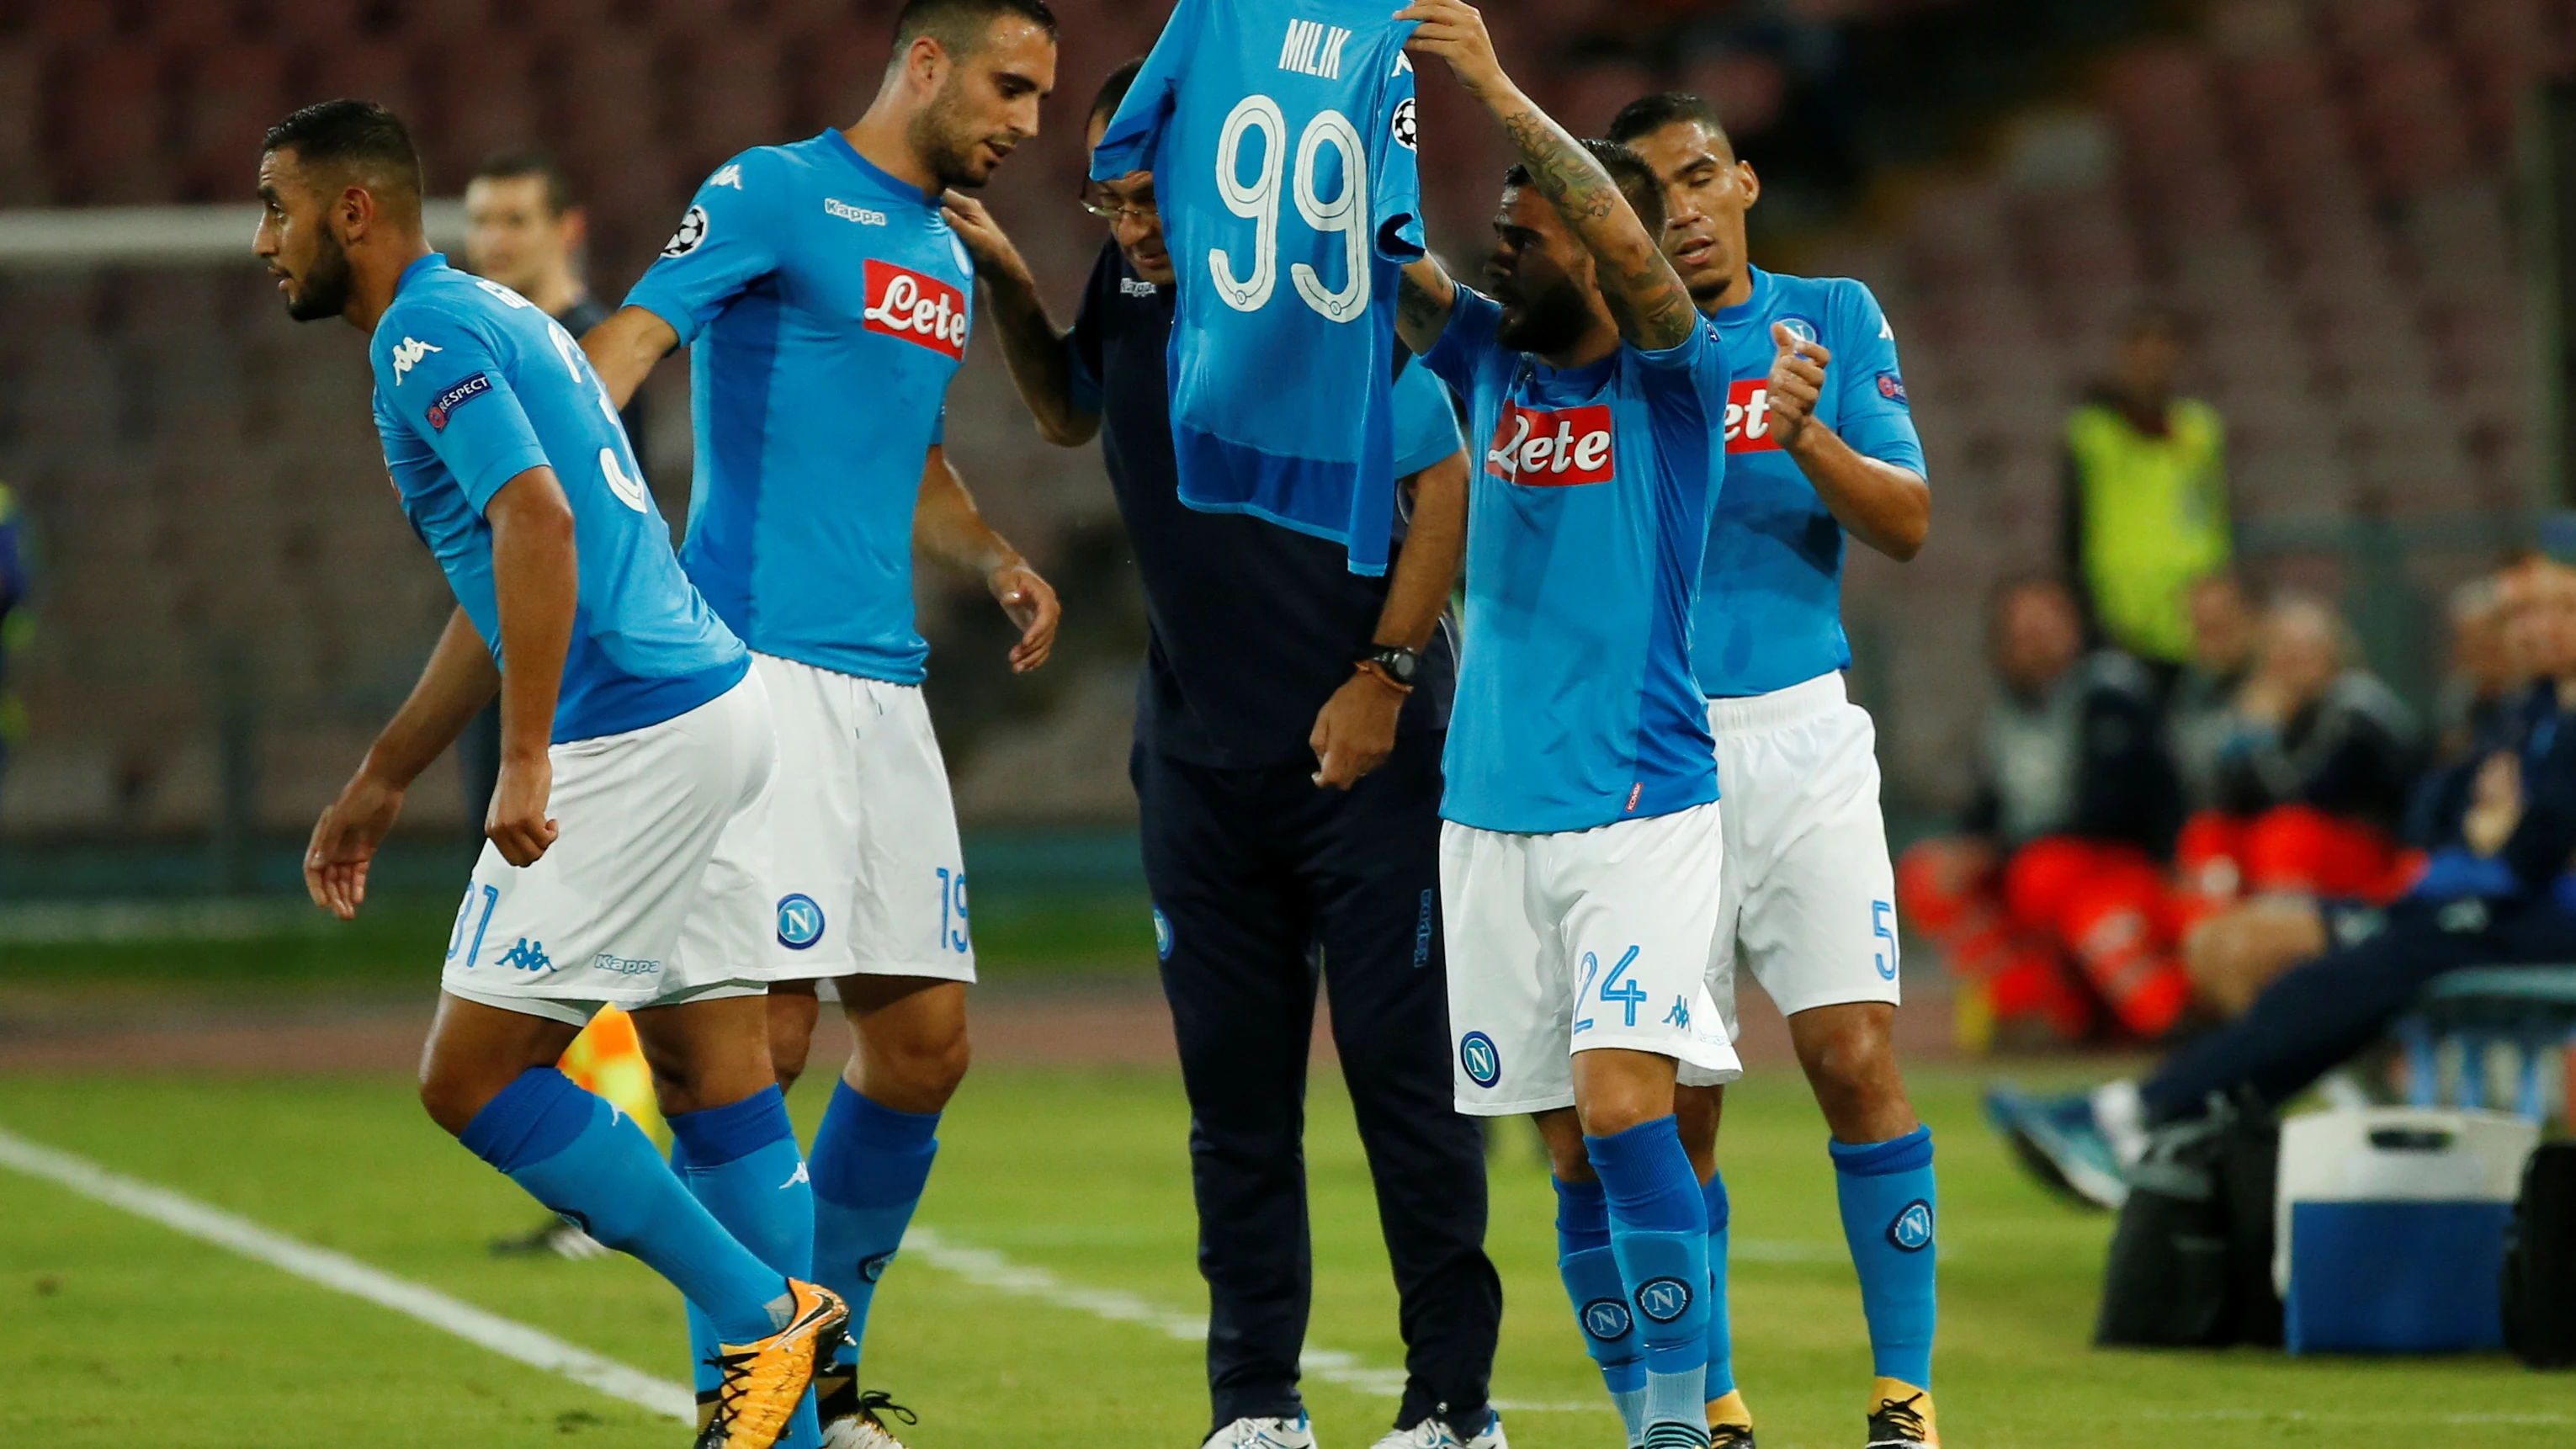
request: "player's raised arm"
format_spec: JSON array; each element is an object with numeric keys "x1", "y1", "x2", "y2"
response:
[
  {"x1": 914, "y1": 443, "x2": 1060, "y2": 673},
  {"x1": 943, "y1": 193, "x2": 1097, "y2": 447},
  {"x1": 1394, "y1": 256, "x2": 1457, "y2": 357},
  {"x1": 1398, "y1": 0, "x2": 1695, "y2": 352},
  {"x1": 581, "y1": 305, "x2": 680, "y2": 413}
]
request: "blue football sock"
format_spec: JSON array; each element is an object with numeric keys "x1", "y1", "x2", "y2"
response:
[
  {"x1": 1554, "y1": 1176, "x2": 1648, "y2": 1440},
  {"x1": 808, "y1": 1080, "x2": 939, "y2": 1376},
  {"x1": 1586, "y1": 1117, "x2": 1711, "y2": 1449},
  {"x1": 672, "y1": 1089, "x2": 820, "y2": 1449},
  {"x1": 1701, "y1": 1168, "x2": 1734, "y2": 1404},
  {"x1": 460, "y1": 1067, "x2": 787, "y2": 1344},
  {"x1": 1830, "y1": 1126, "x2": 1937, "y2": 1389}
]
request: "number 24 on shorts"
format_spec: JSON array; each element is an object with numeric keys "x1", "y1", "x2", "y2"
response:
[{"x1": 1574, "y1": 945, "x2": 1647, "y2": 1033}]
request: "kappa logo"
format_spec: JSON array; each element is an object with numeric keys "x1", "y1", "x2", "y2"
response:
[
  {"x1": 709, "y1": 162, "x2": 743, "y2": 190},
  {"x1": 858, "y1": 1250, "x2": 895, "y2": 1283},
  {"x1": 1119, "y1": 276, "x2": 1161, "y2": 298},
  {"x1": 589, "y1": 951, "x2": 661, "y2": 977},
  {"x1": 825, "y1": 197, "x2": 889, "y2": 226},
  {"x1": 1634, "y1": 1276, "x2": 1694, "y2": 1324},
  {"x1": 1458, "y1": 1031, "x2": 1500, "y2": 1089},
  {"x1": 425, "y1": 372, "x2": 491, "y2": 431},
  {"x1": 1887, "y1": 1198, "x2": 1936, "y2": 1253},
  {"x1": 863, "y1": 259, "x2": 969, "y2": 358},
  {"x1": 390, "y1": 336, "x2": 440, "y2": 385},
  {"x1": 1485, "y1": 401, "x2": 1615, "y2": 486},
  {"x1": 776, "y1": 893, "x2": 826, "y2": 950},
  {"x1": 497, "y1": 937, "x2": 553, "y2": 974},
  {"x1": 778, "y1": 1161, "x2": 810, "y2": 1190},
  {"x1": 1724, "y1": 379, "x2": 1785, "y2": 454},
  {"x1": 1392, "y1": 97, "x2": 1417, "y2": 152},
  {"x1": 661, "y1": 204, "x2": 709, "y2": 257},
  {"x1": 1580, "y1": 1297, "x2": 1633, "y2": 1341}
]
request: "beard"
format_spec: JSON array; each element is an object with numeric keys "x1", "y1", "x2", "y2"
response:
[
  {"x1": 284, "y1": 229, "x2": 352, "y2": 322},
  {"x1": 908, "y1": 83, "x2": 993, "y2": 191},
  {"x1": 1494, "y1": 277, "x2": 1595, "y2": 355}
]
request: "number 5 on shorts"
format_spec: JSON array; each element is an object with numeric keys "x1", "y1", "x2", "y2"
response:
[{"x1": 1872, "y1": 900, "x2": 1899, "y2": 981}]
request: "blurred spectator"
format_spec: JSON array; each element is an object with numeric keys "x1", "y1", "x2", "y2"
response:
[
  {"x1": 2165, "y1": 571, "x2": 2259, "y2": 813},
  {"x1": 2432, "y1": 572, "x2": 2519, "y2": 762},
  {"x1": 2060, "y1": 308, "x2": 2233, "y2": 684},
  {"x1": 1990, "y1": 559, "x2": 2576, "y2": 1210},
  {"x1": 1897, "y1": 574, "x2": 2187, "y2": 1043},
  {"x1": 453, "y1": 149, "x2": 648, "y2": 832},
  {"x1": 0, "y1": 476, "x2": 24, "y2": 814}
]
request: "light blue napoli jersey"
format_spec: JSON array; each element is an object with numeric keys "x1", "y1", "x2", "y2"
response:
[
  {"x1": 1699, "y1": 267, "x2": 1925, "y2": 698},
  {"x1": 1422, "y1": 289, "x2": 1729, "y2": 835},
  {"x1": 369, "y1": 255, "x2": 747, "y2": 743},
  {"x1": 624, "y1": 133, "x2": 973, "y2": 683},
  {"x1": 1091, "y1": 0, "x2": 1424, "y2": 576},
  {"x1": 1391, "y1": 359, "x2": 1462, "y2": 477}
]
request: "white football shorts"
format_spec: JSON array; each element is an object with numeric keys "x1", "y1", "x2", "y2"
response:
[
  {"x1": 439, "y1": 672, "x2": 777, "y2": 1027},
  {"x1": 1442, "y1": 801, "x2": 1739, "y2": 1116},
  {"x1": 1678, "y1": 671, "x2": 1901, "y2": 1087},
  {"x1": 721, "y1": 651, "x2": 976, "y2": 987}
]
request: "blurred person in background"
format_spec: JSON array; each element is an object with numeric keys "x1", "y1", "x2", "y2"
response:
[
  {"x1": 460, "y1": 149, "x2": 669, "y2": 1264},
  {"x1": 0, "y1": 476, "x2": 24, "y2": 815},
  {"x1": 1612, "y1": 90, "x2": 1940, "y2": 1448},
  {"x1": 946, "y1": 59, "x2": 1505, "y2": 1449},
  {"x1": 1895, "y1": 574, "x2": 2186, "y2": 1044},
  {"x1": 1989, "y1": 558, "x2": 2576, "y2": 1210},
  {"x1": 457, "y1": 149, "x2": 649, "y2": 836},
  {"x1": 2164, "y1": 571, "x2": 2260, "y2": 815},
  {"x1": 2432, "y1": 572, "x2": 2519, "y2": 761},
  {"x1": 2060, "y1": 307, "x2": 2233, "y2": 689},
  {"x1": 2167, "y1": 592, "x2": 2425, "y2": 1013}
]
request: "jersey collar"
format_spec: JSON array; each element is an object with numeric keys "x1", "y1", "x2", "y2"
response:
[
  {"x1": 1710, "y1": 264, "x2": 1773, "y2": 334},
  {"x1": 821, "y1": 129, "x2": 940, "y2": 206},
  {"x1": 396, "y1": 252, "x2": 449, "y2": 294}
]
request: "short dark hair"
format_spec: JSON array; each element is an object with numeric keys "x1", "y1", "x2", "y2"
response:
[
  {"x1": 1605, "y1": 92, "x2": 1734, "y2": 158},
  {"x1": 261, "y1": 99, "x2": 424, "y2": 206},
  {"x1": 469, "y1": 148, "x2": 576, "y2": 215},
  {"x1": 1503, "y1": 140, "x2": 1666, "y2": 239},
  {"x1": 1091, "y1": 56, "x2": 1145, "y2": 129},
  {"x1": 892, "y1": 0, "x2": 1059, "y2": 60}
]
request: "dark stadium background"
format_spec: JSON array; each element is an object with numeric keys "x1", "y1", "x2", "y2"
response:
[{"x1": 0, "y1": 0, "x2": 2557, "y2": 899}]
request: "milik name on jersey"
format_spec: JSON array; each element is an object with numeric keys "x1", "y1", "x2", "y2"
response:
[
  {"x1": 861, "y1": 259, "x2": 968, "y2": 359},
  {"x1": 1485, "y1": 401, "x2": 1616, "y2": 486}
]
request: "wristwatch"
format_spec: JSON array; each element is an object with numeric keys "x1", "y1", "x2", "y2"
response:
[{"x1": 1358, "y1": 645, "x2": 1421, "y2": 688}]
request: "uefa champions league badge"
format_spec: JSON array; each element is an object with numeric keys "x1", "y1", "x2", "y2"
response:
[
  {"x1": 775, "y1": 893, "x2": 826, "y2": 950},
  {"x1": 1458, "y1": 1031, "x2": 1500, "y2": 1088},
  {"x1": 1887, "y1": 1199, "x2": 1936, "y2": 1253}
]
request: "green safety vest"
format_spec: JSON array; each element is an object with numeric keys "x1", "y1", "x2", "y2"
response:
[{"x1": 2067, "y1": 398, "x2": 2231, "y2": 665}]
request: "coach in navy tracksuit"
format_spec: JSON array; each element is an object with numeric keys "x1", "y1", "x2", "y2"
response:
[{"x1": 943, "y1": 65, "x2": 1502, "y2": 1449}]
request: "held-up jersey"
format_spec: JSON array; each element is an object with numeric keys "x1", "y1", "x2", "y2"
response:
[
  {"x1": 1422, "y1": 288, "x2": 1729, "y2": 835},
  {"x1": 369, "y1": 254, "x2": 748, "y2": 744},
  {"x1": 625, "y1": 131, "x2": 973, "y2": 684},
  {"x1": 1700, "y1": 266, "x2": 1925, "y2": 698},
  {"x1": 1091, "y1": 0, "x2": 1423, "y2": 576}
]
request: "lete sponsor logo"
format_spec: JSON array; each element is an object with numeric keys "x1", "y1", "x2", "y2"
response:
[
  {"x1": 1484, "y1": 401, "x2": 1615, "y2": 486},
  {"x1": 863, "y1": 259, "x2": 969, "y2": 359},
  {"x1": 1724, "y1": 379, "x2": 1784, "y2": 454}
]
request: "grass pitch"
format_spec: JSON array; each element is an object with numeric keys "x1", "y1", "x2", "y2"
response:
[{"x1": 3, "y1": 1054, "x2": 2568, "y2": 1448}]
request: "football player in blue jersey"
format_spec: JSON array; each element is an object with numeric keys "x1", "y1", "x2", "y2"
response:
[
  {"x1": 1609, "y1": 93, "x2": 1940, "y2": 1448},
  {"x1": 580, "y1": 3, "x2": 1058, "y2": 1443},
  {"x1": 256, "y1": 101, "x2": 842, "y2": 1449},
  {"x1": 1394, "y1": 6, "x2": 1740, "y2": 1448}
]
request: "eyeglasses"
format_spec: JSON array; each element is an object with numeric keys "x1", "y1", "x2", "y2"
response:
[{"x1": 1078, "y1": 184, "x2": 1158, "y2": 223}]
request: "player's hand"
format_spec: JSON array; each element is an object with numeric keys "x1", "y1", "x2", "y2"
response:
[
  {"x1": 991, "y1": 559, "x2": 1059, "y2": 673},
  {"x1": 1310, "y1": 666, "x2": 1405, "y2": 789},
  {"x1": 1767, "y1": 321, "x2": 1830, "y2": 450},
  {"x1": 942, "y1": 194, "x2": 1032, "y2": 284},
  {"x1": 486, "y1": 753, "x2": 560, "y2": 868},
  {"x1": 305, "y1": 769, "x2": 405, "y2": 921},
  {"x1": 1397, "y1": 0, "x2": 1509, "y2": 99}
]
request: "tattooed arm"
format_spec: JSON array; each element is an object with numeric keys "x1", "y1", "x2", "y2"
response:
[
  {"x1": 1397, "y1": 0, "x2": 1697, "y2": 351},
  {"x1": 1394, "y1": 256, "x2": 1457, "y2": 357}
]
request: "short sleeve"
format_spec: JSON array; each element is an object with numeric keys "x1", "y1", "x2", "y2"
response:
[
  {"x1": 1389, "y1": 362, "x2": 1462, "y2": 477},
  {"x1": 1370, "y1": 44, "x2": 1425, "y2": 261},
  {"x1": 1090, "y1": 0, "x2": 1196, "y2": 180},
  {"x1": 623, "y1": 151, "x2": 783, "y2": 346},
  {"x1": 373, "y1": 308, "x2": 548, "y2": 512},
  {"x1": 930, "y1": 406, "x2": 946, "y2": 448},
  {"x1": 1420, "y1": 286, "x2": 1502, "y2": 397},
  {"x1": 1828, "y1": 280, "x2": 1928, "y2": 478},
  {"x1": 1626, "y1": 315, "x2": 1729, "y2": 422}
]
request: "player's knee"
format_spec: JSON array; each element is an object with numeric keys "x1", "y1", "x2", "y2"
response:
[
  {"x1": 865, "y1": 1020, "x2": 971, "y2": 1110},
  {"x1": 417, "y1": 1062, "x2": 491, "y2": 1138}
]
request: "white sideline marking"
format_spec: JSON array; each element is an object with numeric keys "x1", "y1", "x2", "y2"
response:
[
  {"x1": 0, "y1": 1124, "x2": 695, "y2": 1423},
  {"x1": 0, "y1": 1123, "x2": 1601, "y2": 1420}
]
